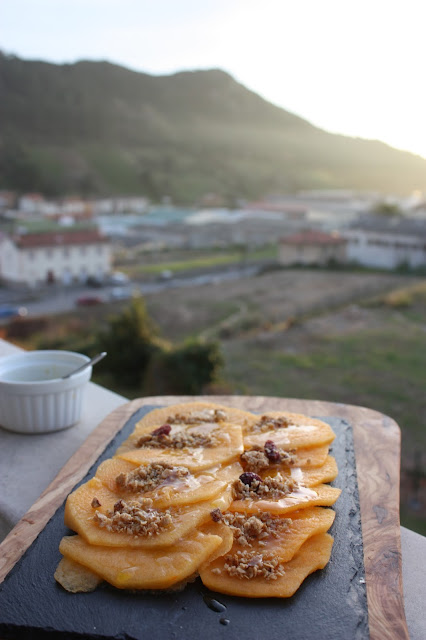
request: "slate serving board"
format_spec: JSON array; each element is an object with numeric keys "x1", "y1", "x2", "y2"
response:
[{"x1": 0, "y1": 405, "x2": 368, "y2": 640}]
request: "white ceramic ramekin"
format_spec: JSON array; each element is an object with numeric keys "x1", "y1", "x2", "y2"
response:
[{"x1": 0, "y1": 350, "x2": 92, "y2": 434}]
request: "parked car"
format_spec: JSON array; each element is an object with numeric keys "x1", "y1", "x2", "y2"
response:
[
  {"x1": 109, "y1": 287, "x2": 134, "y2": 301},
  {"x1": 0, "y1": 305, "x2": 28, "y2": 319},
  {"x1": 108, "y1": 271, "x2": 130, "y2": 285},
  {"x1": 86, "y1": 275, "x2": 104, "y2": 288},
  {"x1": 75, "y1": 295, "x2": 104, "y2": 306}
]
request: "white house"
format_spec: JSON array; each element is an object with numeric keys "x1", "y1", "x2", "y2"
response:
[
  {"x1": 342, "y1": 216, "x2": 426, "y2": 269},
  {"x1": 18, "y1": 193, "x2": 57, "y2": 216},
  {"x1": 278, "y1": 230, "x2": 347, "y2": 266},
  {"x1": 0, "y1": 227, "x2": 112, "y2": 288}
]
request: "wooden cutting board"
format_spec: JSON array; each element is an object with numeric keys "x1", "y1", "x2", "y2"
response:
[{"x1": 0, "y1": 395, "x2": 409, "y2": 639}]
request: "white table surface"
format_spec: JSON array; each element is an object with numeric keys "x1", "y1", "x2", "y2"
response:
[{"x1": 0, "y1": 338, "x2": 424, "y2": 639}]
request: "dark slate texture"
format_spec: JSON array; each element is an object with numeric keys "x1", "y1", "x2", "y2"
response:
[{"x1": 0, "y1": 407, "x2": 369, "y2": 639}]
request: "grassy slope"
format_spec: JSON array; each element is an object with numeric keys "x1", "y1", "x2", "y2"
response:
[
  {"x1": 220, "y1": 285, "x2": 426, "y2": 535},
  {"x1": 2, "y1": 54, "x2": 426, "y2": 198}
]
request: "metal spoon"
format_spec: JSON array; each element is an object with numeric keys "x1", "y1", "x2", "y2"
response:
[{"x1": 61, "y1": 352, "x2": 107, "y2": 379}]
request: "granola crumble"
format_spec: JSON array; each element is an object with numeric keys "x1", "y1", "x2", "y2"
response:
[
  {"x1": 136, "y1": 426, "x2": 220, "y2": 449},
  {"x1": 223, "y1": 550, "x2": 286, "y2": 580},
  {"x1": 93, "y1": 498, "x2": 173, "y2": 536},
  {"x1": 241, "y1": 442, "x2": 296, "y2": 472},
  {"x1": 211, "y1": 509, "x2": 291, "y2": 546},
  {"x1": 248, "y1": 415, "x2": 292, "y2": 434},
  {"x1": 233, "y1": 472, "x2": 299, "y2": 500},
  {"x1": 166, "y1": 409, "x2": 227, "y2": 424},
  {"x1": 116, "y1": 462, "x2": 190, "y2": 493}
]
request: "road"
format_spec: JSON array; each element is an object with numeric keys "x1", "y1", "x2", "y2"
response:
[{"x1": 0, "y1": 265, "x2": 261, "y2": 319}]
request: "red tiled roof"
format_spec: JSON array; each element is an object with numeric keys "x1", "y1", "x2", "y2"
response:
[
  {"x1": 21, "y1": 193, "x2": 45, "y2": 201},
  {"x1": 13, "y1": 229, "x2": 108, "y2": 249},
  {"x1": 280, "y1": 230, "x2": 346, "y2": 245}
]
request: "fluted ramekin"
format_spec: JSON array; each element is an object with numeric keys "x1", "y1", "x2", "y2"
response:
[{"x1": 0, "y1": 350, "x2": 92, "y2": 434}]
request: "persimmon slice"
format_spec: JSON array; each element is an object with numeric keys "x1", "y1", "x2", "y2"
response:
[
  {"x1": 262, "y1": 456, "x2": 338, "y2": 487},
  {"x1": 291, "y1": 444, "x2": 330, "y2": 467},
  {"x1": 229, "y1": 483, "x2": 341, "y2": 516},
  {"x1": 64, "y1": 477, "x2": 233, "y2": 548},
  {"x1": 116, "y1": 422, "x2": 244, "y2": 472},
  {"x1": 242, "y1": 443, "x2": 330, "y2": 469},
  {"x1": 199, "y1": 532, "x2": 334, "y2": 598},
  {"x1": 133, "y1": 401, "x2": 253, "y2": 432},
  {"x1": 243, "y1": 412, "x2": 335, "y2": 450},
  {"x1": 59, "y1": 527, "x2": 228, "y2": 590},
  {"x1": 95, "y1": 457, "x2": 242, "y2": 508},
  {"x1": 54, "y1": 556, "x2": 102, "y2": 593}
]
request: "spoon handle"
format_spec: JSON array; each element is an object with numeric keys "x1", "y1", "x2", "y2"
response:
[{"x1": 62, "y1": 352, "x2": 107, "y2": 379}]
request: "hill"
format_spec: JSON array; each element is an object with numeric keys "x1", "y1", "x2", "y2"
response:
[{"x1": 1, "y1": 52, "x2": 426, "y2": 201}]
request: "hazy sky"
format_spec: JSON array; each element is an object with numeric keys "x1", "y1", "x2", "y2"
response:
[{"x1": 2, "y1": 0, "x2": 426, "y2": 158}]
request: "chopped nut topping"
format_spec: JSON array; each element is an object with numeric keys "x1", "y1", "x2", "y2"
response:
[
  {"x1": 241, "y1": 442, "x2": 296, "y2": 472},
  {"x1": 248, "y1": 415, "x2": 292, "y2": 433},
  {"x1": 211, "y1": 509, "x2": 291, "y2": 546},
  {"x1": 137, "y1": 426, "x2": 219, "y2": 449},
  {"x1": 233, "y1": 472, "x2": 299, "y2": 500},
  {"x1": 223, "y1": 550, "x2": 285, "y2": 580},
  {"x1": 93, "y1": 498, "x2": 173, "y2": 536},
  {"x1": 116, "y1": 462, "x2": 190, "y2": 493},
  {"x1": 91, "y1": 497, "x2": 101, "y2": 509},
  {"x1": 241, "y1": 449, "x2": 269, "y2": 472},
  {"x1": 166, "y1": 409, "x2": 227, "y2": 424}
]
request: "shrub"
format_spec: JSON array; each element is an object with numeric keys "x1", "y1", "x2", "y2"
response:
[{"x1": 145, "y1": 338, "x2": 223, "y2": 394}]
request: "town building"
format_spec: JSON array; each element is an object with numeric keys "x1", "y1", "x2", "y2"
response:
[
  {"x1": 342, "y1": 215, "x2": 426, "y2": 269},
  {"x1": 17, "y1": 193, "x2": 57, "y2": 216},
  {"x1": 0, "y1": 227, "x2": 112, "y2": 288},
  {"x1": 278, "y1": 230, "x2": 347, "y2": 266}
]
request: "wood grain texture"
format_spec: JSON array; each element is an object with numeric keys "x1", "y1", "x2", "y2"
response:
[{"x1": 0, "y1": 395, "x2": 408, "y2": 640}]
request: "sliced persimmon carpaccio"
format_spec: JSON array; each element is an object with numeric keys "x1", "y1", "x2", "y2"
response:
[
  {"x1": 64, "y1": 477, "x2": 233, "y2": 548},
  {"x1": 229, "y1": 483, "x2": 341, "y2": 516},
  {"x1": 59, "y1": 527, "x2": 228, "y2": 590},
  {"x1": 95, "y1": 457, "x2": 243, "y2": 508},
  {"x1": 116, "y1": 422, "x2": 244, "y2": 472},
  {"x1": 57, "y1": 402, "x2": 340, "y2": 598},
  {"x1": 243, "y1": 412, "x2": 335, "y2": 450},
  {"x1": 199, "y1": 532, "x2": 334, "y2": 598}
]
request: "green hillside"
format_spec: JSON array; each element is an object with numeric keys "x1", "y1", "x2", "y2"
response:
[{"x1": 1, "y1": 52, "x2": 426, "y2": 201}]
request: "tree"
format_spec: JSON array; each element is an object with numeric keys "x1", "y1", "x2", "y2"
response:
[
  {"x1": 373, "y1": 201, "x2": 402, "y2": 216},
  {"x1": 96, "y1": 296, "x2": 165, "y2": 387}
]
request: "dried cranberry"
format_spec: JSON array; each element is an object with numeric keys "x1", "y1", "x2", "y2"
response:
[
  {"x1": 239, "y1": 472, "x2": 262, "y2": 486},
  {"x1": 264, "y1": 440, "x2": 281, "y2": 463},
  {"x1": 151, "y1": 424, "x2": 171, "y2": 436}
]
